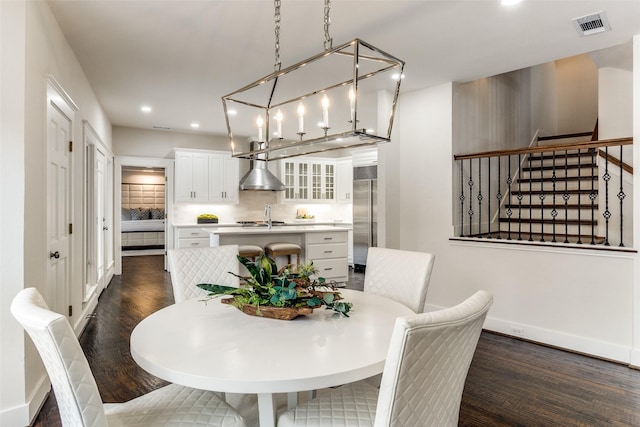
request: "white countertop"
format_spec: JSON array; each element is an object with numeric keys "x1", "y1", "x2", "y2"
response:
[
  {"x1": 201, "y1": 224, "x2": 351, "y2": 235},
  {"x1": 174, "y1": 221, "x2": 350, "y2": 228}
]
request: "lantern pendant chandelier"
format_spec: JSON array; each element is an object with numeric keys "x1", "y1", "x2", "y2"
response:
[{"x1": 221, "y1": 0, "x2": 405, "y2": 161}]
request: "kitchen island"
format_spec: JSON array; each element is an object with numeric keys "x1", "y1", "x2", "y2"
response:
[{"x1": 173, "y1": 223, "x2": 352, "y2": 283}]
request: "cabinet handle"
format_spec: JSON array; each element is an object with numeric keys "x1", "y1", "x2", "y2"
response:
[
  {"x1": 191, "y1": 242, "x2": 199, "y2": 246},
  {"x1": 323, "y1": 237, "x2": 333, "y2": 240},
  {"x1": 191, "y1": 232, "x2": 199, "y2": 235},
  {"x1": 324, "y1": 267, "x2": 333, "y2": 271},
  {"x1": 324, "y1": 250, "x2": 333, "y2": 253}
]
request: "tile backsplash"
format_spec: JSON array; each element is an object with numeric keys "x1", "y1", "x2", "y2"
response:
[{"x1": 173, "y1": 190, "x2": 352, "y2": 224}]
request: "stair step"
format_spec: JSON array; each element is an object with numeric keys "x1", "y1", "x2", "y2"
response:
[
  {"x1": 517, "y1": 175, "x2": 597, "y2": 183},
  {"x1": 529, "y1": 151, "x2": 595, "y2": 162},
  {"x1": 504, "y1": 203, "x2": 598, "y2": 209},
  {"x1": 523, "y1": 163, "x2": 596, "y2": 172},
  {"x1": 498, "y1": 218, "x2": 596, "y2": 226},
  {"x1": 473, "y1": 231, "x2": 606, "y2": 245}
]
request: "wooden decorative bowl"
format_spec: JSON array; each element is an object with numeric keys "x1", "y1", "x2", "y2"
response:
[{"x1": 221, "y1": 297, "x2": 313, "y2": 320}]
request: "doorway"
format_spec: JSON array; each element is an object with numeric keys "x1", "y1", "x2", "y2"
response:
[{"x1": 114, "y1": 156, "x2": 174, "y2": 275}]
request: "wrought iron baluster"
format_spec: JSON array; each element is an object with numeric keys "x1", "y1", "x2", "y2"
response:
[
  {"x1": 459, "y1": 161, "x2": 464, "y2": 237},
  {"x1": 517, "y1": 154, "x2": 523, "y2": 241},
  {"x1": 527, "y1": 153, "x2": 532, "y2": 241},
  {"x1": 477, "y1": 158, "x2": 483, "y2": 238},
  {"x1": 507, "y1": 155, "x2": 513, "y2": 240},
  {"x1": 468, "y1": 158, "x2": 474, "y2": 237},
  {"x1": 539, "y1": 153, "x2": 545, "y2": 242},
  {"x1": 576, "y1": 149, "x2": 582, "y2": 244},
  {"x1": 563, "y1": 150, "x2": 570, "y2": 244},
  {"x1": 551, "y1": 152, "x2": 557, "y2": 243},
  {"x1": 589, "y1": 149, "x2": 596, "y2": 245},
  {"x1": 496, "y1": 156, "x2": 502, "y2": 240},
  {"x1": 618, "y1": 145, "x2": 625, "y2": 247},
  {"x1": 487, "y1": 157, "x2": 491, "y2": 238},
  {"x1": 603, "y1": 147, "x2": 611, "y2": 246}
]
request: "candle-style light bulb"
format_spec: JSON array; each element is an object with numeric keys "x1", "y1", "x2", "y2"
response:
[
  {"x1": 297, "y1": 103, "x2": 305, "y2": 133},
  {"x1": 275, "y1": 109, "x2": 283, "y2": 138},
  {"x1": 256, "y1": 116, "x2": 264, "y2": 141},
  {"x1": 348, "y1": 86, "x2": 356, "y2": 123},
  {"x1": 321, "y1": 94, "x2": 330, "y2": 128}
]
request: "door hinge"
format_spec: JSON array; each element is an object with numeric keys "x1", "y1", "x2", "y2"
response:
[
  {"x1": 68, "y1": 305, "x2": 72, "y2": 317},
  {"x1": 69, "y1": 141, "x2": 73, "y2": 152},
  {"x1": 69, "y1": 223, "x2": 73, "y2": 234},
  {"x1": 165, "y1": 176, "x2": 168, "y2": 182}
]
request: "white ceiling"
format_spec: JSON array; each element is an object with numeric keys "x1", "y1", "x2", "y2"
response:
[{"x1": 47, "y1": 0, "x2": 640, "y2": 137}]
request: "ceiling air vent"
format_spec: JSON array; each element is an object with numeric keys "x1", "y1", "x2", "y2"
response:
[{"x1": 572, "y1": 11, "x2": 610, "y2": 37}]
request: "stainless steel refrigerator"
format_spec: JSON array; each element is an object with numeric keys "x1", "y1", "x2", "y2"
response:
[{"x1": 353, "y1": 165, "x2": 377, "y2": 272}]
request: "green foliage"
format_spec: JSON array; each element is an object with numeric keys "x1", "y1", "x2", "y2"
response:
[{"x1": 197, "y1": 253, "x2": 352, "y2": 317}]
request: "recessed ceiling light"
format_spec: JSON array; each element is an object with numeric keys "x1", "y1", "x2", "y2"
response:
[
  {"x1": 501, "y1": 0, "x2": 522, "y2": 6},
  {"x1": 190, "y1": 123, "x2": 200, "y2": 128},
  {"x1": 228, "y1": 109, "x2": 237, "y2": 115},
  {"x1": 141, "y1": 105, "x2": 152, "y2": 113}
]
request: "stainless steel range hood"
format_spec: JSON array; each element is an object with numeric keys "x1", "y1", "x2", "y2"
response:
[
  {"x1": 239, "y1": 159, "x2": 285, "y2": 191},
  {"x1": 239, "y1": 142, "x2": 285, "y2": 191}
]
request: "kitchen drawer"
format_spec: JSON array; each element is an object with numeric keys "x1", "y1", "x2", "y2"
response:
[
  {"x1": 307, "y1": 243, "x2": 348, "y2": 260},
  {"x1": 311, "y1": 258, "x2": 348, "y2": 281},
  {"x1": 178, "y1": 228, "x2": 210, "y2": 239},
  {"x1": 176, "y1": 238, "x2": 209, "y2": 248},
  {"x1": 306, "y1": 231, "x2": 348, "y2": 244}
]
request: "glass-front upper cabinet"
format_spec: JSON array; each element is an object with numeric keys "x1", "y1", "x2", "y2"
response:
[{"x1": 281, "y1": 158, "x2": 334, "y2": 202}]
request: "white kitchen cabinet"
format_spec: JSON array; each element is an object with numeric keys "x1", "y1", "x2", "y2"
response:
[
  {"x1": 311, "y1": 161, "x2": 334, "y2": 201},
  {"x1": 305, "y1": 230, "x2": 349, "y2": 283},
  {"x1": 175, "y1": 149, "x2": 239, "y2": 203},
  {"x1": 336, "y1": 159, "x2": 353, "y2": 202},
  {"x1": 175, "y1": 151, "x2": 209, "y2": 202},
  {"x1": 281, "y1": 158, "x2": 337, "y2": 202},
  {"x1": 282, "y1": 160, "x2": 309, "y2": 201},
  {"x1": 174, "y1": 227, "x2": 211, "y2": 248},
  {"x1": 209, "y1": 153, "x2": 239, "y2": 203}
]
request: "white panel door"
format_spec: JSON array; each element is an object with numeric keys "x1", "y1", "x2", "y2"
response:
[
  {"x1": 47, "y1": 102, "x2": 72, "y2": 317},
  {"x1": 96, "y1": 148, "x2": 106, "y2": 291}
]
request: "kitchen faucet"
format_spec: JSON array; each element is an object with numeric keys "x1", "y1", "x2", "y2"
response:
[{"x1": 264, "y1": 203, "x2": 272, "y2": 230}]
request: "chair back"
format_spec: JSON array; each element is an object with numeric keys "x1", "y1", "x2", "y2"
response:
[
  {"x1": 168, "y1": 245, "x2": 240, "y2": 303},
  {"x1": 364, "y1": 247, "x2": 435, "y2": 313},
  {"x1": 10, "y1": 288, "x2": 108, "y2": 427},
  {"x1": 375, "y1": 290, "x2": 493, "y2": 427}
]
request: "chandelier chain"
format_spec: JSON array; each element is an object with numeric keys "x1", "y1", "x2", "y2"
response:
[
  {"x1": 324, "y1": 0, "x2": 332, "y2": 50},
  {"x1": 274, "y1": 0, "x2": 281, "y2": 71}
]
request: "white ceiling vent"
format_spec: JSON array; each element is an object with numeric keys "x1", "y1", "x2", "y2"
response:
[{"x1": 572, "y1": 11, "x2": 610, "y2": 37}]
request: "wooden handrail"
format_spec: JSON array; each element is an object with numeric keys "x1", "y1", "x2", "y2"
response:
[
  {"x1": 599, "y1": 150, "x2": 633, "y2": 175},
  {"x1": 453, "y1": 137, "x2": 632, "y2": 161}
]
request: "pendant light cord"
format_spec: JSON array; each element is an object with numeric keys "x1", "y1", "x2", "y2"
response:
[
  {"x1": 324, "y1": 0, "x2": 332, "y2": 50},
  {"x1": 274, "y1": 0, "x2": 281, "y2": 71}
]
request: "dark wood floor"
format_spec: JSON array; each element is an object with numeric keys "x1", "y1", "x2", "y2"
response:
[{"x1": 34, "y1": 255, "x2": 640, "y2": 426}]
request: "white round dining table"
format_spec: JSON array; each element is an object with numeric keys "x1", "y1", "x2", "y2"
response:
[{"x1": 130, "y1": 289, "x2": 413, "y2": 427}]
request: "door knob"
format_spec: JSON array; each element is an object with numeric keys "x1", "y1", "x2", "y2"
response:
[
  {"x1": 103, "y1": 226, "x2": 109, "y2": 230},
  {"x1": 49, "y1": 251, "x2": 60, "y2": 259}
]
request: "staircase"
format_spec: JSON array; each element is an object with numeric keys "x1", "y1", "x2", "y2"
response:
[{"x1": 495, "y1": 133, "x2": 605, "y2": 244}]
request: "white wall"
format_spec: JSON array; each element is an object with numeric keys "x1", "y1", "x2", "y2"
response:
[
  {"x1": 1, "y1": 1, "x2": 112, "y2": 424},
  {"x1": 555, "y1": 55, "x2": 599, "y2": 134},
  {"x1": 632, "y1": 34, "x2": 640, "y2": 367},
  {"x1": 384, "y1": 81, "x2": 636, "y2": 363},
  {"x1": 0, "y1": 2, "x2": 27, "y2": 425}
]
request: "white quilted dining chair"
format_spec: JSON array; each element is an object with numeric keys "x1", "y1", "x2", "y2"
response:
[
  {"x1": 364, "y1": 247, "x2": 435, "y2": 313},
  {"x1": 278, "y1": 290, "x2": 493, "y2": 427},
  {"x1": 10, "y1": 287, "x2": 246, "y2": 427},
  {"x1": 168, "y1": 245, "x2": 240, "y2": 303}
]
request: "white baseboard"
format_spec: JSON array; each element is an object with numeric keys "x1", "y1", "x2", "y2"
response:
[
  {"x1": 0, "y1": 375, "x2": 51, "y2": 427},
  {"x1": 629, "y1": 348, "x2": 640, "y2": 368},
  {"x1": 425, "y1": 303, "x2": 631, "y2": 364}
]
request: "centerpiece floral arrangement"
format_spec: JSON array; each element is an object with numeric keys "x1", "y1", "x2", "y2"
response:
[{"x1": 197, "y1": 253, "x2": 352, "y2": 320}]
